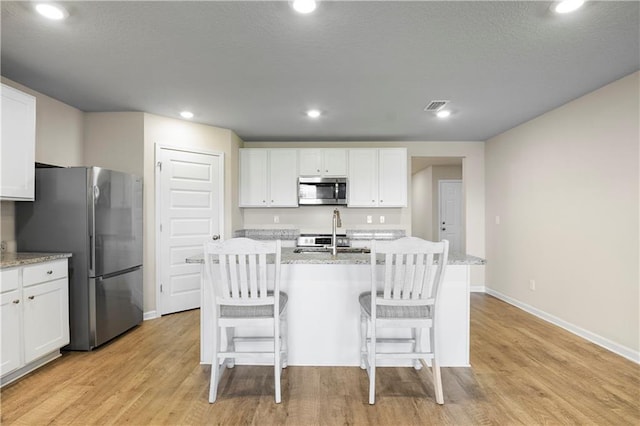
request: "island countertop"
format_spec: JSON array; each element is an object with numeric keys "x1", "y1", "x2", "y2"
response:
[
  {"x1": 0, "y1": 252, "x2": 73, "y2": 269},
  {"x1": 186, "y1": 248, "x2": 485, "y2": 265}
]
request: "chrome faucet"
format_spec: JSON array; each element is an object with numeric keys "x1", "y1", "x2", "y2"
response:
[{"x1": 329, "y1": 208, "x2": 342, "y2": 256}]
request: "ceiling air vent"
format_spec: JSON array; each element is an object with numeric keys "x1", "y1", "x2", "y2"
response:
[{"x1": 424, "y1": 100, "x2": 449, "y2": 111}]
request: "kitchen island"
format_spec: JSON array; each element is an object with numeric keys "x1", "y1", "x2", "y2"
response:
[{"x1": 187, "y1": 248, "x2": 484, "y2": 367}]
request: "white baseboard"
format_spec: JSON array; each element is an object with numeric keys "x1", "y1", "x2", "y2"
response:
[
  {"x1": 143, "y1": 310, "x2": 158, "y2": 321},
  {"x1": 470, "y1": 285, "x2": 486, "y2": 293},
  {"x1": 485, "y1": 288, "x2": 640, "y2": 365}
]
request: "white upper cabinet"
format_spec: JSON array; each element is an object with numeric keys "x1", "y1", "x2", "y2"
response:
[
  {"x1": 239, "y1": 149, "x2": 298, "y2": 207},
  {"x1": 347, "y1": 149, "x2": 378, "y2": 207},
  {"x1": 269, "y1": 149, "x2": 299, "y2": 207},
  {"x1": 348, "y1": 148, "x2": 407, "y2": 208},
  {"x1": 1, "y1": 84, "x2": 36, "y2": 201},
  {"x1": 378, "y1": 148, "x2": 408, "y2": 207},
  {"x1": 299, "y1": 149, "x2": 347, "y2": 177},
  {"x1": 239, "y1": 149, "x2": 268, "y2": 207}
]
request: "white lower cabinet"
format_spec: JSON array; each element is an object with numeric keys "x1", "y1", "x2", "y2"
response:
[
  {"x1": 23, "y1": 278, "x2": 69, "y2": 363},
  {"x1": 0, "y1": 258, "x2": 70, "y2": 386},
  {"x1": 0, "y1": 289, "x2": 22, "y2": 376}
]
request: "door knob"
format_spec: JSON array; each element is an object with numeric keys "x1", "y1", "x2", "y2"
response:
[{"x1": 212, "y1": 235, "x2": 220, "y2": 240}]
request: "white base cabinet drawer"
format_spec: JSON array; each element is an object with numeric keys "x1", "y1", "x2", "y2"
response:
[
  {"x1": 23, "y1": 259, "x2": 68, "y2": 287},
  {"x1": 0, "y1": 268, "x2": 19, "y2": 293}
]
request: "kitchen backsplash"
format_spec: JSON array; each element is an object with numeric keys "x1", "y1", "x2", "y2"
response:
[
  {"x1": 233, "y1": 228, "x2": 406, "y2": 242},
  {"x1": 241, "y1": 205, "x2": 410, "y2": 235},
  {"x1": 0, "y1": 201, "x2": 16, "y2": 252}
]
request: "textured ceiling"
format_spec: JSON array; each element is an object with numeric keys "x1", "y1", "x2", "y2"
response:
[{"x1": 1, "y1": 1, "x2": 638, "y2": 142}]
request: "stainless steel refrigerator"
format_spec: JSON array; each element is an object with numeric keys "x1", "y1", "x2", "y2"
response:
[{"x1": 16, "y1": 167, "x2": 143, "y2": 350}]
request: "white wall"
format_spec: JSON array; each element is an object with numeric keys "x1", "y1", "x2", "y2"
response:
[
  {"x1": 1, "y1": 77, "x2": 84, "y2": 249},
  {"x1": 411, "y1": 167, "x2": 433, "y2": 240},
  {"x1": 485, "y1": 71, "x2": 639, "y2": 359},
  {"x1": 84, "y1": 112, "x2": 144, "y2": 175}
]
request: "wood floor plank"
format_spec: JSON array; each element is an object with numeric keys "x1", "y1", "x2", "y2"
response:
[{"x1": 1, "y1": 294, "x2": 638, "y2": 425}]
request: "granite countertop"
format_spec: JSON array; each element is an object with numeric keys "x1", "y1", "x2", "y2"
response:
[
  {"x1": 234, "y1": 229, "x2": 299, "y2": 240},
  {"x1": 0, "y1": 252, "x2": 73, "y2": 269},
  {"x1": 186, "y1": 248, "x2": 485, "y2": 266}
]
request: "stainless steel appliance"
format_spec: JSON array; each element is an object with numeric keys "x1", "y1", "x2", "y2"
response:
[
  {"x1": 298, "y1": 177, "x2": 347, "y2": 205},
  {"x1": 16, "y1": 167, "x2": 143, "y2": 350},
  {"x1": 297, "y1": 233, "x2": 350, "y2": 248}
]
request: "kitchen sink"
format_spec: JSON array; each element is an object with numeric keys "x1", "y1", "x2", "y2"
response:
[{"x1": 293, "y1": 247, "x2": 371, "y2": 254}]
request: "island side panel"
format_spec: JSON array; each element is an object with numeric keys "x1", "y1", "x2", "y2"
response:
[{"x1": 200, "y1": 263, "x2": 470, "y2": 367}]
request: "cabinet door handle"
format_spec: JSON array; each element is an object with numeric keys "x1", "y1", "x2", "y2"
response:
[
  {"x1": 47, "y1": 270, "x2": 53, "y2": 275},
  {"x1": 28, "y1": 296, "x2": 35, "y2": 300},
  {"x1": 12, "y1": 299, "x2": 20, "y2": 304},
  {"x1": 211, "y1": 235, "x2": 220, "y2": 241}
]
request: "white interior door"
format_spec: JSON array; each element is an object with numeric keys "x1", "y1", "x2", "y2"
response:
[
  {"x1": 157, "y1": 147, "x2": 223, "y2": 315},
  {"x1": 439, "y1": 180, "x2": 463, "y2": 254}
]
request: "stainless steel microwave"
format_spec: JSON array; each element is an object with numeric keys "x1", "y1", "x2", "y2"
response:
[{"x1": 298, "y1": 177, "x2": 347, "y2": 205}]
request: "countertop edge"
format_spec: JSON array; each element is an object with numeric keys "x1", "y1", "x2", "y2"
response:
[
  {"x1": 186, "y1": 249, "x2": 485, "y2": 266},
  {"x1": 1, "y1": 252, "x2": 73, "y2": 269}
]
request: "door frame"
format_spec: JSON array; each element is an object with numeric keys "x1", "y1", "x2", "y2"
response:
[
  {"x1": 438, "y1": 179, "x2": 463, "y2": 251},
  {"x1": 154, "y1": 143, "x2": 225, "y2": 316}
]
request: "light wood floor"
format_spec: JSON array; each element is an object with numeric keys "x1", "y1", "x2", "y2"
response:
[{"x1": 1, "y1": 294, "x2": 638, "y2": 425}]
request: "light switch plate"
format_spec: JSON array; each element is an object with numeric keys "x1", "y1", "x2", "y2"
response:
[
  {"x1": 366, "y1": 215, "x2": 372, "y2": 224},
  {"x1": 379, "y1": 216, "x2": 385, "y2": 224}
]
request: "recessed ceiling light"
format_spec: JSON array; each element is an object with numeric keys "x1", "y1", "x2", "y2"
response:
[
  {"x1": 292, "y1": 0, "x2": 317, "y2": 14},
  {"x1": 306, "y1": 109, "x2": 321, "y2": 118},
  {"x1": 180, "y1": 111, "x2": 194, "y2": 119},
  {"x1": 34, "y1": 3, "x2": 68, "y2": 20},
  {"x1": 553, "y1": 0, "x2": 585, "y2": 14},
  {"x1": 436, "y1": 110, "x2": 451, "y2": 119}
]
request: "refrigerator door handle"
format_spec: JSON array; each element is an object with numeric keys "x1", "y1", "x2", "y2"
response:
[
  {"x1": 89, "y1": 235, "x2": 94, "y2": 270},
  {"x1": 88, "y1": 182, "x2": 97, "y2": 277}
]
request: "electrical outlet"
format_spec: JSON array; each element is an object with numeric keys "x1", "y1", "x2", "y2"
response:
[
  {"x1": 529, "y1": 279, "x2": 536, "y2": 291},
  {"x1": 366, "y1": 215, "x2": 372, "y2": 224},
  {"x1": 273, "y1": 215, "x2": 279, "y2": 224},
  {"x1": 379, "y1": 216, "x2": 385, "y2": 224},
  {"x1": 495, "y1": 215, "x2": 501, "y2": 225}
]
